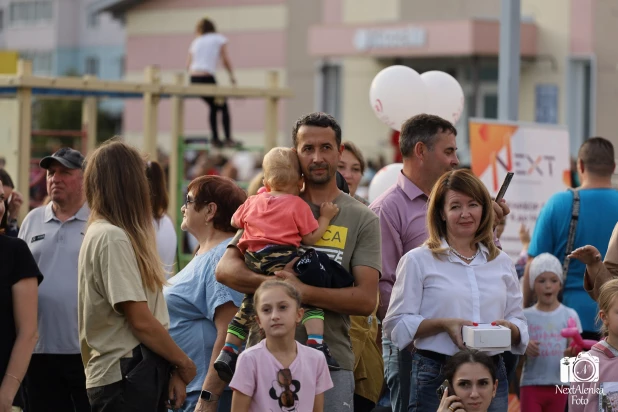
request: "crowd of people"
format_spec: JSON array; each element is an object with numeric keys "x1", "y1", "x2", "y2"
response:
[{"x1": 2, "y1": 111, "x2": 618, "y2": 412}]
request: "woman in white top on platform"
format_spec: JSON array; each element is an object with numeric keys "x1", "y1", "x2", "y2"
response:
[
  {"x1": 146, "y1": 161, "x2": 178, "y2": 276},
  {"x1": 383, "y1": 169, "x2": 528, "y2": 412},
  {"x1": 187, "y1": 17, "x2": 239, "y2": 148}
]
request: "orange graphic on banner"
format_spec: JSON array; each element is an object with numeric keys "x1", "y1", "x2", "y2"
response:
[{"x1": 470, "y1": 122, "x2": 518, "y2": 191}]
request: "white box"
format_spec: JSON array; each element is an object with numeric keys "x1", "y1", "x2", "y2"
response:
[{"x1": 462, "y1": 324, "x2": 511, "y2": 351}]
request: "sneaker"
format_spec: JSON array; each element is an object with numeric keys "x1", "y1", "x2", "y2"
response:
[
  {"x1": 224, "y1": 139, "x2": 243, "y2": 148},
  {"x1": 211, "y1": 139, "x2": 224, "y2": 148},
  {"x1": 307, "y1": 342, "x2": 341, "y2": 371},
  {"x1": 214, "y1": 350, "x2": 238, "y2": 383}
]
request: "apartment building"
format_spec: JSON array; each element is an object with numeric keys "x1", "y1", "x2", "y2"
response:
[
  {"x1": 0, "y1": 0, "x2": 125, "y2": 112},
  {"x1": 93, "y1": 0, "x2": 618, "y2": 163}
]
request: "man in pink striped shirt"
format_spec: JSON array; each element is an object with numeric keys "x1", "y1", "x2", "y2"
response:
[
  {"x1": 370, "y1": 114, "x2": 460, "y2": 412},
  {"x1": 370, "y1": 114, "x2": 510, "y2": 411}
]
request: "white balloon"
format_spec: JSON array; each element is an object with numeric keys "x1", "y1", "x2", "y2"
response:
[
  {"x1": 420, "y1": 71, "x2": 465, "y2": 124},
  {"x1": 369, "y1": 66, "x2": 427, "y2": 131},
  {"x1": 368, "y1": 163, "x2": 403, "y2": 203}
]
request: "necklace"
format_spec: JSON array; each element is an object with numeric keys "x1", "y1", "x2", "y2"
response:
[{"x1": 450, "y1": 247, "x2": 480, "y2": 262}]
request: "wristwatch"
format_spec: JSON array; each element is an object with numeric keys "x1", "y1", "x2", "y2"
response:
[{"x1": 200, "y1": 390, "x2": 220, "y2": 402}]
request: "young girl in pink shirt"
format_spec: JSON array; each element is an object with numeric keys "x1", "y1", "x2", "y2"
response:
[
  {"x1": 230, "y1": 280, "x2": 333, "y2": 412},
  {"x1": 569, "y1": 279, "x2": 618, "y2": 412}
]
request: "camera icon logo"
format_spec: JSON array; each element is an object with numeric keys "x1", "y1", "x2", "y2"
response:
[{"x1": 560, "y1": 352, "x2": 600, "y2": 383}]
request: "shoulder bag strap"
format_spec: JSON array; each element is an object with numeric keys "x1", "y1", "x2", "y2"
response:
[{"x1": 562, "y1": 188, "x2": 581, "y2": 278}]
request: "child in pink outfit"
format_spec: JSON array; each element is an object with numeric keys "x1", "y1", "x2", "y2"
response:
[
  {"x1": 230, "y1": 280, "x2": 333, "y2": 412},
  {"x1": 568, "y1": 279, "x2": 618, "y2": 412}
]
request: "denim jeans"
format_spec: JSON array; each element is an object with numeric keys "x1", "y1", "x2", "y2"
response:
[
  {"x1": 382, "y1": 337, "x2": 411, "y2": 412},
  {"x1": 408, "y1": 352, "x2": 509, "y2": 412}
]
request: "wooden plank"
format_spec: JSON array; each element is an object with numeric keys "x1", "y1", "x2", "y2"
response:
[
  {"x1": 264, "y1": 71, "x2": 279, "y2": 152},
  {"x1": 15, "y1": 60, "x2": 32, "y2": 223},
  {"x1": 0, "y1": 75, "x2": 293, "y2": 98},
  {"x1": 143, "y1": 66, "x2": 159, "y2": 161},
  {"x1": 168, "y1": 72, "x2": 184, "y2": 230}
]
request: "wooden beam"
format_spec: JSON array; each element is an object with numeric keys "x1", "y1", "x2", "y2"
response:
[
  {"x1": 143, "y1": 66, "x2": 160, "y2": 160},
  {"x1": 15, "y1": 60, "x2": 32, "y2": 223},
  {"x1": 0, "y1": 65, "x2": 293, "y2": 99},
  {"x1": 264, "y1": 71, "x2": 279, "y2": 152},
  {"x1": 168, "y1": 72, "x2": 184, "y2": 229},
  {"x1": 81, "y1": 75, "x2": 98, "y2": 155}
]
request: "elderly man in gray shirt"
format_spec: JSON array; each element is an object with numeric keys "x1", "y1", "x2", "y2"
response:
[{"x1": 18, "y1": 148, "x2": 90, "y2": 412}]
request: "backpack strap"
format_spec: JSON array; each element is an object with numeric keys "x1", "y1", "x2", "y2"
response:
[{"x1": 562, "y1": 188, "x2": 580, "y2": 279}]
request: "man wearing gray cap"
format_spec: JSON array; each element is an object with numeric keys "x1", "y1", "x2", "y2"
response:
[{"x1": 18, "y1": 147, "x2": 90, "y2": 411}]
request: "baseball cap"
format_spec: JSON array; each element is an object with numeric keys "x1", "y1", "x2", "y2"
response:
[{"x1": 40, "y1": 147, "x2": 85, "y2": 170}]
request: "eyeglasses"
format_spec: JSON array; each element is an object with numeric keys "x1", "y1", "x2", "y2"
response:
[
  {"x1": 184, "y1": 195, "x2": 196, "y2": 207},
  {"x1": 278, "y1": 368, "x2": 295, "y2": 408}
]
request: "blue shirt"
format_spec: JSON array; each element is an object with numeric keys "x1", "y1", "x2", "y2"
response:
[
  {"x1": 528, "y1": 188, "x2": 618, "y2": 332},
  {"x1": 163, "y1": 238, "x2": 244, "y2": 393}
]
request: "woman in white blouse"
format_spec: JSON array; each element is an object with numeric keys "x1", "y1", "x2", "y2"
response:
[{"x1": 383, "y1": 169, "x2": 528, "y2": 412}]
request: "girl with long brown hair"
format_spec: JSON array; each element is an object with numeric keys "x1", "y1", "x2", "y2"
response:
[{"x1": 78, "y1": 140, "x2": 196, "y2": 412}]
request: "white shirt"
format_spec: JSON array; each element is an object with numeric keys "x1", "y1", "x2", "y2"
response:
[
  {"x1": 154, "y1": 214, "x2": 177, "y2": 276},
  {"x1": 189, "y1": 33, "x2": 227, "y2": 74},
  {"x1": 383, "y1": 240, "x2": 529, "y2": 356}
]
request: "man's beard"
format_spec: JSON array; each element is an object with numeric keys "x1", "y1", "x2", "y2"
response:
[{"x1": 306, "y1": 164, "x2": 333, "y2": 185}]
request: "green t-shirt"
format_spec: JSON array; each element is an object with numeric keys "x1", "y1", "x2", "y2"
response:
[{"x1": 295, "y1": 192, "x2": 381, "y2": 370}]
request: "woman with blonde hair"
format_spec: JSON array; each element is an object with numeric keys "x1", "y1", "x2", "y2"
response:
[
  {"x1": 78, "y1": 140, "x2": 196, "y2": 412},
  {"x1": 383, "y1": 168, "x2": 528, "y2": 412}
]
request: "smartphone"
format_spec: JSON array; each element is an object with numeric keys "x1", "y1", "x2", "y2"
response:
[
  {"x1": 436, "y1": 379, "x2": 452, "y2": 400},
  {"x1": 494, "y1": 172, "x2": 514, "y2": 203}
]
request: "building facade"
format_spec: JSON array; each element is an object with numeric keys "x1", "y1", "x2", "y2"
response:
[
  {"x1": 95, "y1": 0, "x2": 617, "y2": 164},
  {"x1": 0, "y1": 0, "x2": 125, "y2": 112}
]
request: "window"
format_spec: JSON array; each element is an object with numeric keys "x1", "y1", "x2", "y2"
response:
[
  {"x1": 19, "y1": 51, "x2": 52, "y2": 74},
  {"x1": 567, "y1": 57, "x2": 596, "y2": 157},
  {"x1": 87, "y1": 12, "x2": 99, "y2": 28},
  {"x1": 9, "y1": 1, "x2": 52, "y2": 25},
  {"x1": 85, "y1": 57, "x2": 99, "y2": 76},
  {"x1": 0, "y1": 10, "x2": 4, "y2": 31},
  {"x1": 483, "y1": 94, "x2": 498, "y2": 119},
  {"x1": 319, "y1": 62, "x2": 341, "y2": 121},
  {"x1": 118, "y1": 56, "x2": 125, "y2": 77}
]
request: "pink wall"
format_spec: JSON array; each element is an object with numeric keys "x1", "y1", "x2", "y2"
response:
[
  {"x1": 133, "y1": 0, "x2": 285, "y2": 11},
  {"x1": 308, "y1": 20, "x2": 538, "y2": 58},
  {"x1": 321, "y1": 0, "x2": 343, "y2": 24},
  {"x1": 570, "y1": 0, "x2": 595, "y2": 54},
  {"x1": 127, "y1": 31, "x2": 286, "y2": 71},
  {"x1": 124, "y1": 98, "x2": 286, "y2": 134},
  {"x1": 123, "y1": 0, "x2": 288, "y2": 137}
]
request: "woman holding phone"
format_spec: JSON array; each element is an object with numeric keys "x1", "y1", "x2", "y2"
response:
[{"x1": 436, "y1": 349, "x2": 499, "y2": 412}]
